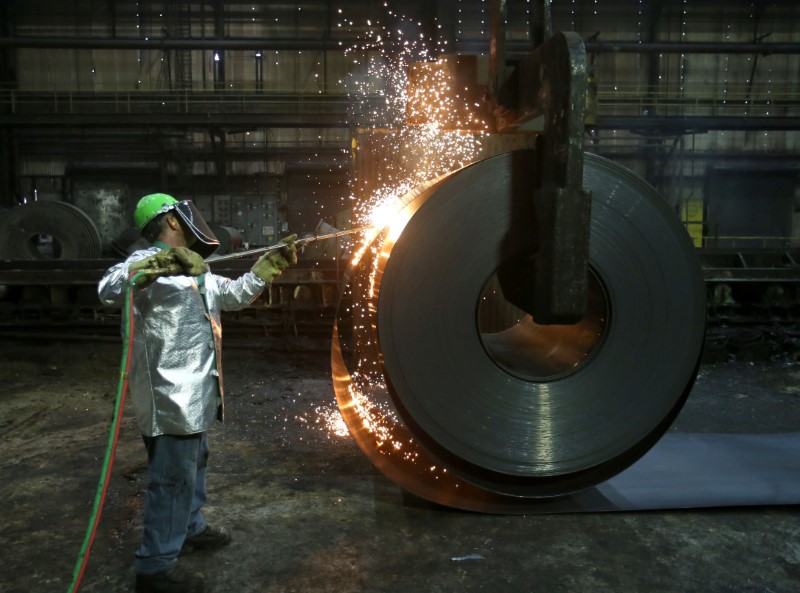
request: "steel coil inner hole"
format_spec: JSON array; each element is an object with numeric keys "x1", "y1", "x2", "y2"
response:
[
  {"x1": 29, "y1": 234, "x2": 62, "y2": 259},
  {"x1": 477, "y1": 268, "x2": 608, "y2": 381}
]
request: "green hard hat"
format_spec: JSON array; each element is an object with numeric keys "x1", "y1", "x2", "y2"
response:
[{"x1": 134, "y1": 193, "x2": 179, "y2": 231}]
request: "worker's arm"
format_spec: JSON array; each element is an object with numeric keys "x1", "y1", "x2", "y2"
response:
[{"x1": 214, "y1": 235, "x2": 298, "y2": 311}]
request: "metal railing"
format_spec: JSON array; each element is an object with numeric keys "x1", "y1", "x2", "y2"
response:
[
  {"x1": 595, "y1": 83, "x2": 799, "y2": 118},
  {"x1": 0, "y1": 87, "x2": 352, "y2": 116},
  {"x1": 701, "y1": 235, "x2": 799, "y2": 249},
  {"x1": 1, "y1": 81, "x2": 796, "y2": 119}
]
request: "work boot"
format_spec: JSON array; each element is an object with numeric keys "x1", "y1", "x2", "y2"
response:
[
  {"x1": 135, "y1": 565, "x2": 204, "y2": 593},
  {"x1": 183, "y1": 525, "x2": 231, "y2": 552}
]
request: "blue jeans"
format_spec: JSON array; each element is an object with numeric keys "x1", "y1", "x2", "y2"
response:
[{"x1": 134, "y1": 432, "x2": 209, "y2": 575}]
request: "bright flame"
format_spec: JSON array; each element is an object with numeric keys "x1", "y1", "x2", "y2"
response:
[{"x1": 367, "y1": 198, "x2": 405, "y2": 231}]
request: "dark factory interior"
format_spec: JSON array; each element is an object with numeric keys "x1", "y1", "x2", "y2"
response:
[{"x1": 1, "y1": 1, "x2": 800, "y2": 592}]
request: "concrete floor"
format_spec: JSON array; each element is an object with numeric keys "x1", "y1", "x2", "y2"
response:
[{"x1": 2, "y1": 336, "x2": 800, "y2": 593}]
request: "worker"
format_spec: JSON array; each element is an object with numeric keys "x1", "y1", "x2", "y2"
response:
[{"x1": 98, "y1": 193, "x2": 296, "y2": 593}]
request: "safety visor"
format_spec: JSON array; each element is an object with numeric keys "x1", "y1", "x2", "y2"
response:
[{"x1": 172, "y1": 200, "x2": 220, "y2": 258}]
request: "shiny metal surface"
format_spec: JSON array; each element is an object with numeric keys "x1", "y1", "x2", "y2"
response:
[{"x1": 332, "y1": 151, "x2": 706, "y2": 508}]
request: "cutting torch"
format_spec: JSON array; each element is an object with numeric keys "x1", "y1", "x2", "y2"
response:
[
  {"x1": 131, "y1": 226, "x2": 373, "y2": 280},
  {"x1": 205, "y1": 226, "x2": 373, "y2": 263}
]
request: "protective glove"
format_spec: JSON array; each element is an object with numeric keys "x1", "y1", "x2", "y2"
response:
[
  {"x1": 129, "y1": 250, "x2": 180, "y2": 286},
  {"x1": 171, "y1": 246, "x2": 209, "y2": 276},
  {"x1": 251, "y1": 234, "x2": 298, "y2": 283},
  {"x1": 129, "y1": 247, "x2": 208, "y2": 286},
  {"x1": 280, "y1": 234, "x2": 299, "y2": 266}
]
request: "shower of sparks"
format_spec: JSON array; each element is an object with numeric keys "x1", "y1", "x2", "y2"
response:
[
  {"x1": 295, "y1": 402, "x2": 350, "y2": 439},
  {"x1": 310, "y1": 5, "x2": 488, "y2": 488},
  {"x1": 338, "y1": 3, "x2": 490, "y2": 258},
  {"x1": 344, "y1": 378, "x2": 395, "y2": 448},
  {"x1": 340, "y1": 376, "x2": 423, "y2": 464}
]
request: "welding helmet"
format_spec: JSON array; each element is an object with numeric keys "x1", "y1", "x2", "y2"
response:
[{"x1": 134, "y1": 193, "x2": 220, "y2": 257}]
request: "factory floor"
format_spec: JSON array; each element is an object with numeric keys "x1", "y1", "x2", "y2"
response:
[{"x1": 2, "y1": 336, "x2": 800, "y2": 593}]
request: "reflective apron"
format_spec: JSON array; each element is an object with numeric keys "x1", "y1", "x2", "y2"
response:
[{"x1": 98, "y1": 245, "x2": 266, "y2": 436}]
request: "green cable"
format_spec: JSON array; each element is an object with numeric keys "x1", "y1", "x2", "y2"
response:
[{"x1": 66, "y1": 272, "x2": 144, "y2": 593}]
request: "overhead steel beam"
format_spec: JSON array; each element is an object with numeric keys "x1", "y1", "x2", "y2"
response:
[
  {"x1": 0, "y1": 36, "x2": 344, "y2": 50},
  {"x1": 475, "y1": 40, "x2": 800, "y2": 56},
  {"x1": 590, "y1": 149, "x2": 800, "y2": 163},
  {"x1": 1, "y1": 113, "x2": 794, "y2": 133},
  {"x1": 0, "y1": 112, "x2": 348, "y2": 127},
  {"x1": 594, "y1": 116, "x2": 800, "y2": 132},
  {"x1": 2, "y1": 37, "x2": 799, "y2": 54},
  {"x1": 15, "y1": 144, "x2": 349, "y2": 164},
  {"x1": 17, "y1": 146, "x2": 348, "y2": 158}
]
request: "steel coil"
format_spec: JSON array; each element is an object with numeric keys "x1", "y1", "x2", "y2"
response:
[
  {"x1": 0, "y1": 201, "x2": 102, "y2": 259},
  {"x1": 332, "y1": 151, "x2": 706, "y2": 511}
]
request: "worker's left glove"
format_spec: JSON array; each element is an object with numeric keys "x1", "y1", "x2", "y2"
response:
[
  {"x1": 129, "y1": 246, "x2": 208, "y2": 287},
  {"x1": 251, "y1": 234, "x2": 298, "y2": 283},
  {"x1": 129, "y1": 250, "x2": 181, "y2": 286}
]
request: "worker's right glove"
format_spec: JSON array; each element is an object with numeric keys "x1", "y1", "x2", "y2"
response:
[{"x1": 251, "y1": 234, "x2": 298, "y2": 283}]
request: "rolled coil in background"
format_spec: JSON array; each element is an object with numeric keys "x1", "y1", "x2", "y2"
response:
[
  {"x1": 332, "y1": 151, "x2": 706, "y2": 512},
  {"x1": 209, "y1": 224, "x2": 243, "y2": 255},
  {"x1": 0, "y1": 201, "x2": 102, "y2": 260}
]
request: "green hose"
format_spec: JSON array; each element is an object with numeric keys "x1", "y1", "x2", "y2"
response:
[{"x1": 66, "y1": 272, "x2": 143, "y2": 593}]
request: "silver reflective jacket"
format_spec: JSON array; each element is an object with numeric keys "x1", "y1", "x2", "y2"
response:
[{"x1": 98, "y1": 246, "x2": 266, "y2": 436}]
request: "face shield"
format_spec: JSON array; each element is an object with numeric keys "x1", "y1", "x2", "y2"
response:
[{"x1": 172, "y1": 200, "x2": 220, "y2": 258}]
